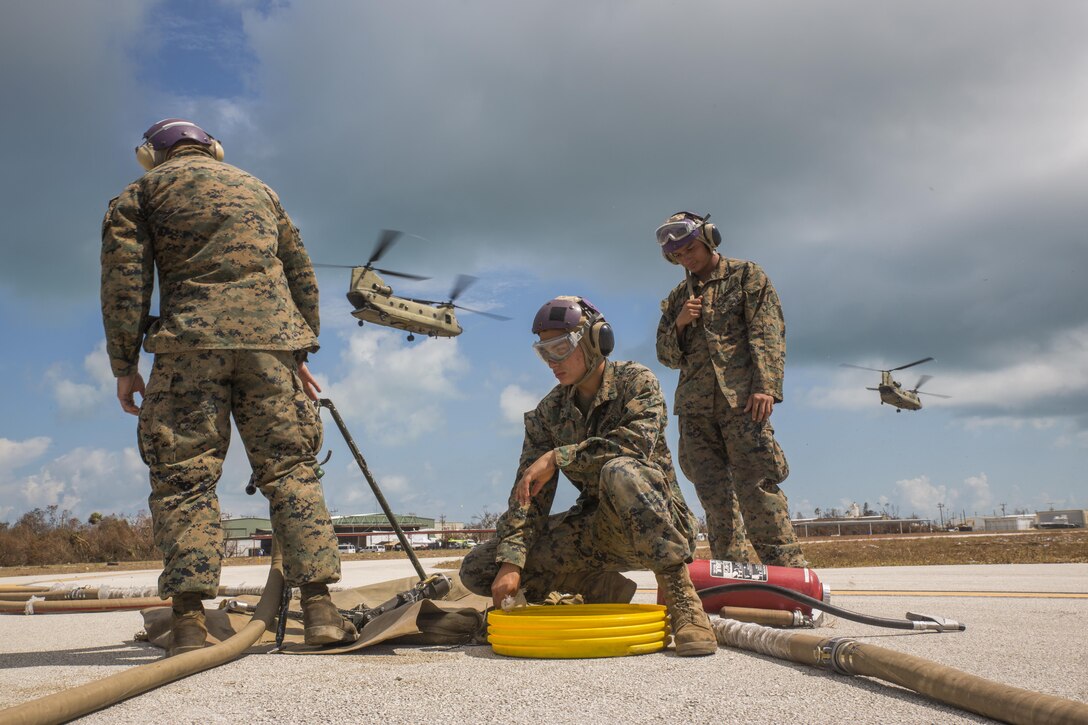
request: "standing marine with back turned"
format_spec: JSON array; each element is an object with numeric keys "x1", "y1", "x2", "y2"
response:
[{"x1": 100, "y1": 118, "x2": 357, "y2": 655}]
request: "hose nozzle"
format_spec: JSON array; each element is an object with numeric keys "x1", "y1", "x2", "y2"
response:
[{"x1": 906, "y1": 611, "x2": 966, "y2": 632}]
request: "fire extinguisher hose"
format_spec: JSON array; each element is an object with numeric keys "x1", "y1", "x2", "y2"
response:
[
  {"x1": 714, "y1": 619, "x2": 1088, "y2": 725},
  {"x1": 698, "y1": 582, "x2": 965, "y2": 632}
]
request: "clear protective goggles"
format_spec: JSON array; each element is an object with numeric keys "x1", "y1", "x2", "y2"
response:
[
  {"x1": 532, "y1": 328, "x2": 584, "y2": 363},
  {"x1": 655, "y1": 218, "x2": 701, "y2": 252}
]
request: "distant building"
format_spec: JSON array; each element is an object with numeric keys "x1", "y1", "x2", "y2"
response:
[
  {"x1": 980, "y1": 514, "x2": 1035, "y2": 532},
  {"x1": 790, "y1": 516, "x2": 933, "y2": 536},
  {"x1": 234, "y1": 513, "x2": 475, "y2": 554},
  {"x1": 1036, "y1": 509, "x2": 1087, "y2": 529},
  {"x1": 332, "y1": 513, "x2": 435, "y2": 549},
  {"x1": 220, "y1": 516, "x2": 272, "y2": 557}
]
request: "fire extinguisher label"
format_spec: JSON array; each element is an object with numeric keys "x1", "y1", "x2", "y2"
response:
[{"x1": 708, "y1": 560, "x2": 769, "y2": 581}]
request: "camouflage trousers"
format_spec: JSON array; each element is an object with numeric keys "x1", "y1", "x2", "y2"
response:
[
  {"x1": 677, "y1": 389, "x2": 806, "y2": 567},
  {"x1": 138, "y1": 349, "x2": 341, "y2": 598},
  {"x1": 460, "y1": 457, "x2": 697, "y2": 600}
]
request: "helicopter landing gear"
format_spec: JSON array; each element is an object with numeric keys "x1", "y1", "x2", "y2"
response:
[
  {"x1": 357, "y1": 320, "x2": 364, "y2": 327},
  {"x1": 407, "y1": 333, "x2": 415, "y2": 342}
]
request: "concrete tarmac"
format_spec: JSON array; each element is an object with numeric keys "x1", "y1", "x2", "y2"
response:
[{"x1": 0, "y1": 561, "x2": 1085, "y2": 724}]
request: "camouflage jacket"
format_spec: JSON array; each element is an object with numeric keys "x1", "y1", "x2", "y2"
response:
[
  {"x1": 494, "y1": 360, "x2": 690, "y2": 568},
  {"x1": 100, "y1": 146, "x2": 319, "y2": 377},
  {"x1": 656, "y1": 255, "x2": 785, "y2": 414}
]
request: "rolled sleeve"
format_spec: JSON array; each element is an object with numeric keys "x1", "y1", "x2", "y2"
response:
[{"x1": 494, "y1": 410, "x2": 559, "y2": 568}]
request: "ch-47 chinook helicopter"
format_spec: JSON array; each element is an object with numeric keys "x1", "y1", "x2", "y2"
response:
[
  {"x1": 840, "y1": 357, "x2": 951, "y2": 412},
  {"x1": 318, "y1": 230, "x2": 509, "y2": 341}
]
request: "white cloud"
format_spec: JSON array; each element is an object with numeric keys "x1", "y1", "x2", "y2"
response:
[
  {"x1": 1055, "y1": 430, "x2": 1088, "y2": 449},
  {"x1": 0, "y1": 437, "x2": 51, "y2": 473},
  {"x1": 962, "y1": 473, "x2": 991, "y2": 511},
  {"x1": 324, "y1": 328, "x2": 469, "y2": 444},
  {"x1": 808, "y1": 324, "x2": 1088, "y2": 423},
  {"x1": 1, "y1": 446, "x2": 147, "y2": 520},
  {"x1": 894, "y1": 475, "x2": 954, "y2": 518},
  {"x1": 48, "y1": 341, "x2": 114, "y2": 417},
  {"x1": 53, "y1": 379, "x2": 103, "y2": 417},
  {"x1": 499, "y1": 384, "x2": 538, "y2": 424},
  {"x1": 803, "y1": 367, "x2": 886, "y2": 411},
  {"x1": 960, "y1": 416, "x2": 1059, "y2": 432},
  {"x1": 934, "y1": 326, "x2": 1088, "y2": 408}
]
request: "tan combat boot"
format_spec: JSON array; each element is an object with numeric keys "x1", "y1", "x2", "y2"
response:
[
  {"x1": 300, "y1": 582, "x2": 359, "y2": 645},
  {"x1": 168, "y1": 592, "x2": 208, "y2": 657},
  {"x1": 555, "y1": 571, "x2": 638, "y2": 604},
  {"x1": 656, "y1": 564, "x2": 717, "y2": 657}
]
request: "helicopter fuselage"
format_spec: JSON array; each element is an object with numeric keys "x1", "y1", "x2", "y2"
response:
[
  {"x1": 346, "y1": 267, "x2": 463, "y2": 338},
  {"x1": 877, "y1": 372, "x2": 922, "y2": 411}
]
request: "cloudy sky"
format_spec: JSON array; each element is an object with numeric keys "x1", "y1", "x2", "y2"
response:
[{"x1": 2, "y1": 1, "x2": 1085, "y2": 530}]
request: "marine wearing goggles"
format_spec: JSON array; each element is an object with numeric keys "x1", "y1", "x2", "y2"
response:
[
  {"x1": 655, "y1": 212, "x2": 722, "y2": 263},
  {"x1": 530, "y1": 297, "x2": 614, "y2": 384}
]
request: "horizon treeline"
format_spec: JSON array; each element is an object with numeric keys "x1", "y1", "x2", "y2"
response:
[{"x1": 0, "y1": 505, "x2": 157, "y2": 567}]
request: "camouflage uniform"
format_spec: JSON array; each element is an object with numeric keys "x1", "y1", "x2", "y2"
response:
[
  {"x1": 460, "y1": 361, "x2": 698, "y2": 599},
  {"x1": 101, "y1": 145, "x2": 341, "y2": 598},
  {"x1": 657, "y1": 256, "x2": 806, "y2": 567}
]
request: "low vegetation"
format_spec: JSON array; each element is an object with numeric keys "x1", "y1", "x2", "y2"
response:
[
  {"x1": 796, "y1": 529, "x2": 1088, "y2": 568},
  {"x1": 2, "y1": 507, "x2": 1084, "y2": 578},
  {"x1": 0, "y1": 506, "x2": 156, "y2": 569}
]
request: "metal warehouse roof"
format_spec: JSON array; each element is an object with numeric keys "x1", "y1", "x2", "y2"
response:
[{"x1": 332, "y1": 513, "x2": 435, "y2": 527}]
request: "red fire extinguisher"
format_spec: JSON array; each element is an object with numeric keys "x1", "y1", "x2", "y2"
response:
[{"x1": 658, "y1": 560, "x2": 830, "y2": 615}]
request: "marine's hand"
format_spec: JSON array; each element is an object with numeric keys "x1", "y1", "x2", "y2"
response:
[
  {"x1": 744, "y1": 393, "x2": 775, "y2": 423},
  {"x1": 675, "y1": 297, "x2": 703, "y2": 331},
  {"x1": 116, "y1": 373, "x2": 145, "y2": 416},
  {"x1": 516, "y1": 450, "x2": 558, "y2": 506},
  {"x1": 491, "y1": 562, "x2": 522, "y2": 609},
  {"x1": 298, "y1": 361, "x2": 322, "y2": 402}
]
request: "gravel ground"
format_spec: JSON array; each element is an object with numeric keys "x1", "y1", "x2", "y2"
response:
[{"x1": 1, "y1": 561, "x2": 1085, "y2": 724}]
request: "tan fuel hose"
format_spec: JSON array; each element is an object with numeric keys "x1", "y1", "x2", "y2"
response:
[
  {"x1": 718, "y1": 606, "x2": 803, "y2": 627},
  {"x1": 0, "y1": 586, "x2": 50, "y2": 594},
  {"x1": 0, "y1": 590, "x2": 147, "y2": 602},
  {"x1": 0, "y1": 556, "x2": 284, "y2": 725},
  {"x1": 0, "y1": 585, "x2": 269, "y2": 609},
  {"x1": 714, "y1": 618, "x2": 1088, "y2": 725},
  {"x1": 0, "y1": 597, "x2": 167, "y2": 614}
]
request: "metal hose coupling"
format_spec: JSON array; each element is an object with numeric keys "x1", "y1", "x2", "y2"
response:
[{"x1": 818, "y1": 636, "x2": 857, "y2": 675}]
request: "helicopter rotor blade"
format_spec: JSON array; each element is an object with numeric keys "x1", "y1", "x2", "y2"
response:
[
  {"x1": 912, "y1": 374, "x2": 933, "y2": 392},
  {"x1": 917, "y1": 391, "x2": 952, "y2": 399},
  {"x1": 368, "y1": 229, "x2": 403, "y2": 266},
  {"x1": 403, "y1": 293, "x2": 511, "y2": 321},
  {"x1": 448, "y1": 274, "x2": 477, "y2": 303},
  {"x1": 403, "y1": 295, "x2": 443, "y2": 306},
  {"x1": 372, "y1": 266, "x2": 430, "y2": 281},
  {"x1": 865, "y1": 387, "x2": 880, "y2": 391},
  {"x1": 890, "y1": 357, "x2": 934, "y2": 372},
  {"x1": 452, "y1": 303, "x2": 511, "y2": 321},
  {"x1": 841, "y1": 363, "x2": 884, "y2": 373},
  {"x1": 312, "y1": 263, "x2": 358, "y2": 269}
]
